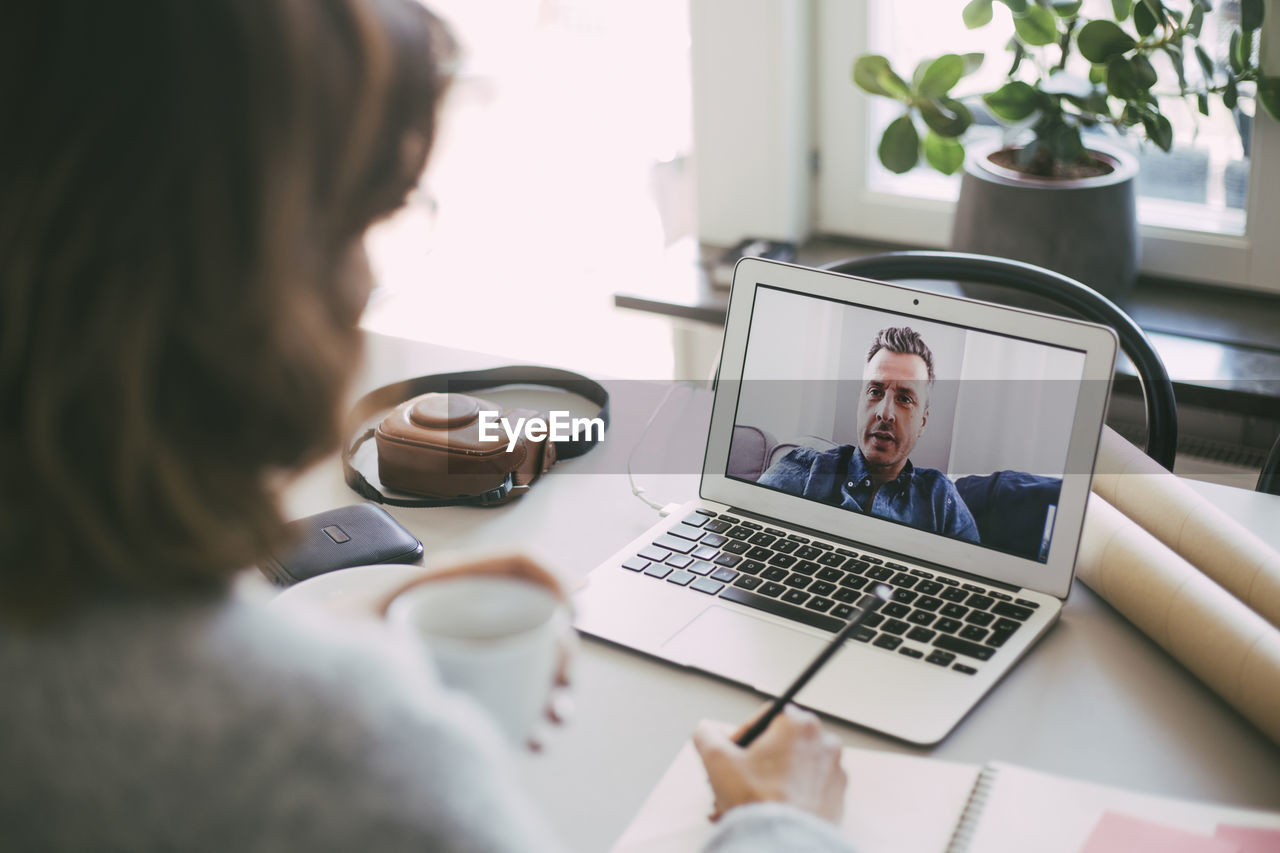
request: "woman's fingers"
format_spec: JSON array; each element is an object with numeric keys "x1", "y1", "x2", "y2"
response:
[{"x1": 694, "y1": 705, "x2": 846, "y2": 825}]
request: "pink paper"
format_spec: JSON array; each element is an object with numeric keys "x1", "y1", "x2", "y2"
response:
[
  {"x1": 1080, "y1": 811, "x2": 1239, "y2": 853},
  {"x1": 1215, "y1": 825, "x2": 1280, "y2": 853}
]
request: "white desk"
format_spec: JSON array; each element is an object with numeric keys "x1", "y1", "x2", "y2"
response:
[{"x1": 286, "y1": 332, "x2": 1280, "y2": 852}]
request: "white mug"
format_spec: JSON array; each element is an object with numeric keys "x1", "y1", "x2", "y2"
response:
[{"x1": 387, "y1": 575, "x2": 570, "y2": 744}]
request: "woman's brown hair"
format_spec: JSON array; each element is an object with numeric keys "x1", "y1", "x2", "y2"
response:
[{"x1": 0, "y1": 0, "x2": 455, "y2": 619}]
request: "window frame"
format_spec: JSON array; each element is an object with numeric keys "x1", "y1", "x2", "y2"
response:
[{"x1": 812, "y1": 0, "x2": 1280, "y2": 294}]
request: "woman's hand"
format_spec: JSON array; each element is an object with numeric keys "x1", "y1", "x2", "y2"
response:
[
  {"x1": 301, "y1": 551, "x2": 576, "y2": 745},
  {"x1": 693, "y1": 704, "x2": 847, "y2": 824}
]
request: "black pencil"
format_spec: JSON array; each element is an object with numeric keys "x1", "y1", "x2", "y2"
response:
[{"x1": 734, "y1": 584, "x2": 892, "y2": 747}]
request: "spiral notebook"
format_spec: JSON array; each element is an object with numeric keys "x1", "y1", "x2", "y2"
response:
[{"x1": 611, "y1": 723, "x2": 1280, "y2": 853}]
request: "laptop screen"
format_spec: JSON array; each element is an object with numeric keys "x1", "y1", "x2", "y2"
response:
[{"x1": 726, "y1": 285, "x2": 1088, "y2": 564}]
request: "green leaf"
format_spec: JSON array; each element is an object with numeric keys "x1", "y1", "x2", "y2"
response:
[
  {"x1": 1241, "y1": 0, "x2": 1264, "y2": 31},
  {"x1": 1142, "y1": 113, "x2": 1174, "y2": 151},
  {"x1": 916, "y1": 54, "x2": 967, "y2": 98},
  {"x1": 1258, "y1": 77, "x2": 1280, "y2": 121},
  {"x1": 911, "y1": 59, "x2": 931, "y2": 91},
  {"x1": 1130, "y1": 54, "x2": 1158, "y2": 89},
  {"x1": 1228, "y1": 30, "x2": 1243, "y2": 74},
  {"x1": 854, "y1": 55, "x2": 911, "y2": 100},
  {"x1": 1133, "y1": 2, "x2": 1157, "y2": 37},
  {"x1": 1051, "y1": 1, "x2": 1083, "y2": 16},
  {"x1": 1196, "y1": 92, "x2": 1210, "y2": 115},
  {"x1": 1089, "y1": 63, "x2": 1107, "y2": 85},
  {"x1": 1001, "y1": 0, "x2": 1029, "y2": 13},
  {"x1": 1111, "y1": 0, "x2": 1133, "y2": 19},
  {"x1": 879, "y1": 71, "x2": 913, "y2": 101},
  {"x1": 1013, "y1": 5, "x2": 1058, "y2": 45},
  {"x1": 983, "y1": 81, "x2": 1042, "y2": 121},
  {"x1": 1187, "y1": 3, "x2": 1204, "y2": 37},
  {"x1": 878, "y1": 115, "x2": 921, "y2": 174},
  {"x1": 920, "y1": 97, "x2": 974, "y2": 136},
  {"x1": 1106, "y1": 55, "x2": 1144, "y2": 101},
  {"x1": 1163, "y1": 44, "x2": 1188, "y2": 93},
  {"x1": 1224, "y1": 75, "x2": 1238, "y2": 109},
  {"x1": 1240, "y1": 29, "x2": 1256, "y2": 71},
  {"x1": 1078, "y1": 20, "x2": 1138, "y2": 63},
  {"x1": 853, "y1": 55, "x2": 891, "y2": 96},
  {"x1": 963, "y1": 0, "x2": 995, "y2": 29},
  {"x1": 962, "y1": 53, "x2": 984, "y2": 75},
  {"x1": 1008, "y1": 40, "x2": 1027, "y2": 76},
  {"x1": 1194, "y1": 43, "x2": 1214, "y2": 81},
  {"x1": 1063, "y1": 86, "x2": 1112, "y2": 117},
  {"x1": 924, "y1": 132, "x2": 965, "y2": 174},
  {"x1": 1199, "y1": 0, "x2": 1213, "y2": 11},
  {"x1": 1141, "y1": 0, "x2": 1168, "y2": 25}
]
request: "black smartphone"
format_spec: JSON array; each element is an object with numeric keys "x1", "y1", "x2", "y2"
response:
[{"x1": 259, "y1": 503, "x2": 424, "y2": 586}]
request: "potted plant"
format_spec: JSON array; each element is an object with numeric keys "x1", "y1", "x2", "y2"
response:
[{"x1": 853, "y1": 0, "x2": 1279, "y2": 301}]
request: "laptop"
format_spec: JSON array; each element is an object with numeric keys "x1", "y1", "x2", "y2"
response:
[{"x1": 574, "y1": 257, "x2": 1117, "y2": 745}]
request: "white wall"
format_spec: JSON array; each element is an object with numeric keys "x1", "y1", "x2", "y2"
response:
[
  {"x1": 689, "y1": 0, "x2": 812, "y2": 245},
  {"x1": 947, "y1": 335, "x2": 1086, "y2": 477},
  {"x1": 734, "y1": 287, "x2": 841, "y2": 440}
]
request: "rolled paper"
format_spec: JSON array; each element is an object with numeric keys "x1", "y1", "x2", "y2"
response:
[
  {"x1": 1092, "y1": 427, "x2": 1280, "y2": 631},
  {"x1": 1077, "y1": 494, "x2": 1280, "y2": 745}
]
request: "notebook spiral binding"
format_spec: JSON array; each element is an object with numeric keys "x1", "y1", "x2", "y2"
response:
[{"x1": 944, "y1": 765, "x2": 1000, "y2": 853}]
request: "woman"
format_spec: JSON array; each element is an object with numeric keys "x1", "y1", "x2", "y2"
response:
[{"x1": 0, "y1": 2, "x2": 851, "y2": 850}]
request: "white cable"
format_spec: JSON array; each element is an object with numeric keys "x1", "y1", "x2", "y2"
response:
[{"x1": 627, "y1": 381, "x2": 697, "y2": 513}]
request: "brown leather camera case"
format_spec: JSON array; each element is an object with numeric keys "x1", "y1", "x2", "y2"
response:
[{"x1": 375, "y1": 392, "x2": 555, "y2": 503}]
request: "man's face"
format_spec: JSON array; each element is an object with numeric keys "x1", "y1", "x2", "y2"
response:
[{"x1": 858, "y1": 349, "x2": 930, "y2": 479}]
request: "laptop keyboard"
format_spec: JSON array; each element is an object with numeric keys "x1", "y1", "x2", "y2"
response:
[{"x1": 620, "y1": 509, "x2": 1040, "y2": 676}]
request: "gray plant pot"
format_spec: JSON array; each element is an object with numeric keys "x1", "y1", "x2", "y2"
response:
[{"x1": 950, "y1": 139, "x2": 1141, "y2": 304}]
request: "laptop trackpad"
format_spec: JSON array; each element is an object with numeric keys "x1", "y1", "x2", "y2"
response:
[{"x1": 661, "y1": 605, "x2": 827, "y2": 695}]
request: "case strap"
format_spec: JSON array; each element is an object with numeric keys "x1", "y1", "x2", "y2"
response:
[{"x1": 342, "y1": 365, "x2": 610, "y2": 508}]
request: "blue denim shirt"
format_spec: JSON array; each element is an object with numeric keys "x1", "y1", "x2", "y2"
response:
[{"x1": 757, "y1": 445, "x2": 981, "y2": 543}]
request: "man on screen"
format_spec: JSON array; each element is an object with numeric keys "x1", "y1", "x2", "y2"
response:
[{"x1": 758, "y1": 326, "x2": 980, "y2": 543}]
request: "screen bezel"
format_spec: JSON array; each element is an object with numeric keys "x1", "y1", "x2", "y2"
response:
[{"x1": 700, "y1": 257, "x2": 1118, "y2": 600}]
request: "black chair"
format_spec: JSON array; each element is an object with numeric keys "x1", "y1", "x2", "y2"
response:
[
  {"x1": 1258, "y1": 432, "x2": 1280, "y2": 495},
  {"x1": 821, "y1": 250, "x2": 1178, "y2": 470}
]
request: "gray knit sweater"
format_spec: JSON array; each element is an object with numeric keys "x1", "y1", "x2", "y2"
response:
[{"x1": 0, "y1": 586, "x2": 851, "y2": 852}]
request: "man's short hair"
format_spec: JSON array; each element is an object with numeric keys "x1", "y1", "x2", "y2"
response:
[{"x1": 866, "y1": 326, "x2": 935, "y2": 385}]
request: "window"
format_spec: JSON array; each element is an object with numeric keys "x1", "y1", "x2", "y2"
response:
[{"x1": 812, "y1": 0, "x2": 1280, "y2": 290}]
